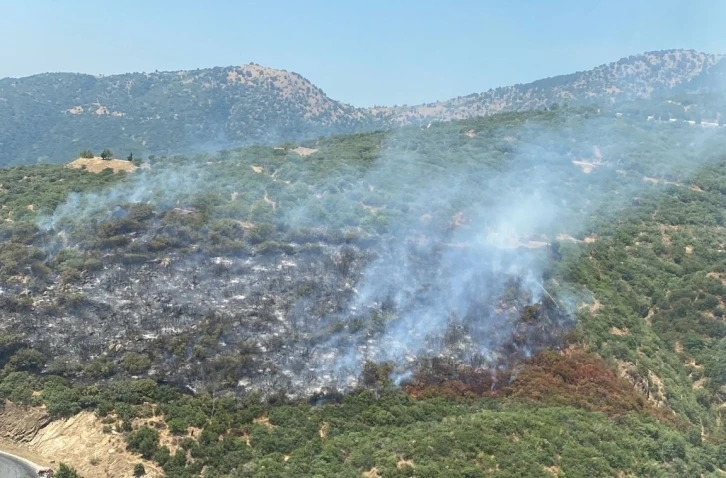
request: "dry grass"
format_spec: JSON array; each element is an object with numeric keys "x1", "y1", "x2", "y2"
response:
[
  {"x1": 610, "y1": 326, "x2": 630, "y2": 336},
  {"x1": 292, "y1": 146, "x2": 318, "y2": 157},
  {"x1": 571, "y1": 161, "x2": 598, "y2": 173},
  {"x1": 0, "y1": 401, "x2": 162, "y2": 478},
  {"x1": 362, "y1": 467, "x2": 381, "y2": 478},
  {"x1": 263, "y1": 192, "x2": 277, "y2": 210},
  {"x1": 707, "y1": 272, "x2": 726, "y2": 286},
  {"x1": 616, "y1": 361, "x2": 668, "y2": 409},
  {"x1": 396, "y1": 458, "x2": 415, "y2": 469},
  {"x1": 578, "y1": 299, "x2": 602, "y2": 315},
  {"x1": 644, "y1": 307, "x2": 655, "y2": 327},
  {"x1": 361, "y1": 202, "x2": 385, "y2": 214},
  {"x1": 132, "y1": 413, "x2": 191, "y2": 456},
  {"x1": 66, "y1": 157, "x2": 138, "y2": 174},
  {"x1": 544, "y1": 465, "x2": 561, "y2": 477},
  {"x1": 557, "y1": 233, "x2": 581, "y2": 243},
  {"x1": 693, "y1": 378, "x2": 709, "y2": 390},
  {"x1": 643, "y1": 176, "x2": 685, "y2": 188},
  {"x1": 253, "y1": 416, "x2": 274, "y2": 429}
]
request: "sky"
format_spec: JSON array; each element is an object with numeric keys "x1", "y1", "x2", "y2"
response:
[{"x1": 0, "y1": 0, "x2": 724, "y2": 107}]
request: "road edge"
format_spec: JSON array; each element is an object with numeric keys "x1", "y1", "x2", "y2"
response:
[{"x1": 0, "y1": 448, "x2": 44, "y2": 474}]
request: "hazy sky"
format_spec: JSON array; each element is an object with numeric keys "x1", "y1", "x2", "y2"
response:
[{"x1": 1, "y1": 1, "x2": 724, "y2": 107}]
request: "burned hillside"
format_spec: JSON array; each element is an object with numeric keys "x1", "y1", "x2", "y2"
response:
[
  {"x1": 0, "y1": 201, "x2": 573, "y2": 397},
  {"x1": 1, "y1": 105, "x2": 725, "y2": 400}
]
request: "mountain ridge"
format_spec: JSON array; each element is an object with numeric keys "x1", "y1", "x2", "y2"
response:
[
  {"x1": 375, "y1": 49, "x2": 724, "y2": 123},
  {"x1": 0, "y1": 49, "x2": 724, "y2": 166}
]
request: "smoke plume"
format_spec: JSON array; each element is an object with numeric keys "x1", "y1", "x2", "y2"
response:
[{"x1": 35, "y1": 105, "x2": 726, "y2": 393}]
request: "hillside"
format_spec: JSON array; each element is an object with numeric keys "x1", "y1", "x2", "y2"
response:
[
  {"x1": 1, "y1": 50, "x2": 724, "y2": 167},
  {"x1": 3, "y1": 97, "x2": 726, "y2": 475},
  {"x1": 0, "y1": 64, "x2": 377, "y2": 167},
  {"x1": 378, "y1": 49, "x2": 724, "y2": 122}
]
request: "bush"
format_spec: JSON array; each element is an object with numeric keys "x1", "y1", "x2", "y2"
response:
[
  {"x1": 245, "y1": 223, "x2": 275, "y2": 244},
  {"x1": 133, "y1": 463, "x2": 146, "y2": 477},
  {"x1": 167, "y1": 417, "x2": 188, "y2": 435},
  {"x1": 83, "y1": 258, "x2": 104, "y2": 272},
  {"x1": 0, "y1": 372, "x2": 40, "y2": 404},
  {"x1": 126, "y1": 426, "x2": 160, "y2": 459},
  {"x1": 55, "y1": 463, "x2": 81, "y2": 478},
  {"x1": 122, "y1": 353, "x2": 152, "y2": 375},
  {"x1": 84, "y1": 357, "x2": 117, "y2": 379},
  {"x1": 43, "y1": 381, "x2": 83, "y2": 418},
  {"x1": 2, "y1": 348, "x2": 46, "y2": 375}
]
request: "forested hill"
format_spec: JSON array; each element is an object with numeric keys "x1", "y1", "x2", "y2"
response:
[
  {"x1": 0, "y1": 49, "x2": 724, "y2": 167},
  {"x1": 0, "y1": 64, "x2": 379, "y2": 167},
  {"x1": 4, "y1": 101, "x2": 726, "y2": 475}
]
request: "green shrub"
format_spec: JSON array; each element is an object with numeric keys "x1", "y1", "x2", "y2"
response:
[
  {"x1": 2, "y1": 348, "x2": 46, "y2": 375},
  {"x1": 126, "y1": 426, "x2": 160, "y2": 459},
  {"x1": 55, "y1": 463, "x2": 82, "y2": 478},
  {"x1": 84, "y1": 357, "x2": 117, "y2": 379},
  {"x1": 122, "y1": 353, "x2": 152, "y2": 375}
]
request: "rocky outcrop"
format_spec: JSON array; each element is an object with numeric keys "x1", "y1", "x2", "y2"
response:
[
  {"x1": 0, "y1": 401, "x2": 52, "y2": 443},
  {"x1": 0, "y1": 402, "x2": 162, "y2": 478}
]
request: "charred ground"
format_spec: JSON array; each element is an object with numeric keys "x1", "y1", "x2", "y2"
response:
[{"x1": 2, "y1": 102, "x2": 726, "y2": 476}]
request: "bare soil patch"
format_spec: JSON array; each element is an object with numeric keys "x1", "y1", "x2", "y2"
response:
[
  {"x1": 693, "y1": 378, "x2": 709, "y2": 390},
  {"x1": 319, "y1": 422, "x2": 329, "y2": 440},
  {"x1": 67, "y1": 157, "x2": 138, "y2": 174},
  {"x1": 616, "y1": 361, "x2": 668, "y2": 409},
  {"x1": 397, "y1": 458, "x2": 414, "y2": 469},
  {"x1": 610, "y1": 326, "x2": 629, "y2": 336},
  {"x1": 578, "y1": 299, "x2": 602, "y2": 315},
  {"x1": 292, "y1": 146, "x2": 318, "y2": 157},
  {"x1": 707, "y1": 272, "x2": 726, "y2": 287},
  {"x1": 571, "y1": 161, "x2": 599, "y2": 173},
  {"x1": 0, "y1": 401, "x2": 161, "y2": 478},
  {"x1": 263, "y1": 192, "x2": 277, "y2": 210},
  {"x1": 544, "y1": 465, "x2": 561, "y2": 477},
  {"x1": 363, "y1": 467, "x2": 381, "y2": 478},
  {"x1": 253, "y1": 416, "x2": 274, "y2": 429}
]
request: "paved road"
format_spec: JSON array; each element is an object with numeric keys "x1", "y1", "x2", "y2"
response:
[{"x1": 0, "y1": 451, "x2": 38, "y2": 477}]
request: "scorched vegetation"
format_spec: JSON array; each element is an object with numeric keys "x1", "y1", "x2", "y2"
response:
[{"x1": 2, "y1": 100, "x2": 726, "y2": 476}]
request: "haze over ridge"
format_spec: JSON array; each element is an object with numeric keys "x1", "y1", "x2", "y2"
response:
[{"x1": 0, "y1": 48, "x2": 724, "y2": 167}]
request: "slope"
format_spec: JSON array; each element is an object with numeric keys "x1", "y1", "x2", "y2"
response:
[
  {"x1": 377, "y1": 49, "x2": 723, "y2": 123},
  {"x1": 0, "y1": 64, "x2": 376, "y2": 167},
  {"x1": 1, "y1": 98, "x2": 726, "y2": 476},
  {"x1": 0, "y1": 50, "x2": 724, "y2": 167}
]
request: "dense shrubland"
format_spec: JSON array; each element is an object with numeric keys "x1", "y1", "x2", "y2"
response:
[{"x1": 2, "y1": 100, "x2": 726, "y2": 475}]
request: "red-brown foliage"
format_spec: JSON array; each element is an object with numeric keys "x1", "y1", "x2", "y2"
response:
[
  {"x1": 501, "y1": 349, "x2": 648, "y2": 414},
  {"x1": 403, "y1": 356, "x2": 509, "y2": 399},
  {"x1": 404, "y1": 349, "x2": 675, "y2": 422}
]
